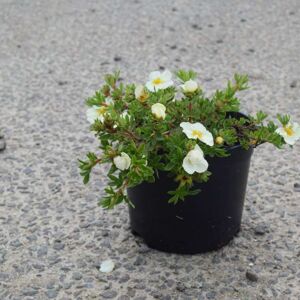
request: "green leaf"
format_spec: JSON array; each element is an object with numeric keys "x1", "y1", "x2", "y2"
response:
[
  {"x1": 176, "y1": 70, "x2": 197, "y2": 82},
  {"x1": 277, "y1": 114, "x2": 290, "y2": 126}
]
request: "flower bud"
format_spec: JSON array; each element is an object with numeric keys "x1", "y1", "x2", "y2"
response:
[
  {"x1": 113, "y1": 152, "x2": 131, "y2": 170},
  {"x1": 135, "y1": 84, "x2": 149, "y2": 102},
  {"x1": 215, "y1": 136, "x2": 224, "y2": 145},
  {"x1": 151, "y1": 103, "x2": 166, "y2": 120},
  {"x1": 181, "y1": 80, "x2": 198, "y2": 93}
]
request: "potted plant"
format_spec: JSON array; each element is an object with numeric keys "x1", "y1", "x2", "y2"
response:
[{"x1": 79, "y1": 70, "x2": 300, "y2": 254}]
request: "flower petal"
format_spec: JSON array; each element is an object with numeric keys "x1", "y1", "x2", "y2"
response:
[
  {"x1": 180, "y1": 122, "x2": 193, "y2": 139},
  {"x1": 275, "y1": 127, "x2": 285, "y2": 136},
  {"x1": 135, "y1": 84, "x2": 144, "y2": 99},
  {"x1": 183, "y1": 156, "x2": 196, "y2": 174},
  {"x1": 194, "y1": 123, "x2": 206, "y2": 133},
  {"x1": 145, "y1": 81, "x2": 155, "y2": 92},
  {"x1": 201, "y1": 131, "x2": 214, "y2": 146},
  {"x1": 158, "y1": 80, "x2": 174, "y2": 90},
  {"x1": 283, "y1": 135, "x2": 297, "y2": 145},
  {"x1": 193, "y1": 144, "x2": 204, "y2": 155},
  {"x1": 193, "y1": 156, "x2": 209, "y2": 173},
  {"x1": 149, "y1": 71, "x2": 161, "y2": 80},
  {"x1": 86, "y1": 106, "x2": 104, "y2": 124},
  {"x1": 161, "y1": 70, "x2": 172, "y2": 81},
  {"x1": 99, "y1": 259, "x2": 115, "y2": 273}
]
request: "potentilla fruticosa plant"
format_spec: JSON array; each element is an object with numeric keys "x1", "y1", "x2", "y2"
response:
[{"x1": 79, "y1": 70, "x2": 300, "y2": 208}]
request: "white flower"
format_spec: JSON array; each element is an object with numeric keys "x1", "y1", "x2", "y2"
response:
[
  {"x1": 113, "y1": 152, "x2": 131, "y2": 170},
  {"x1": 151, "y1": 103, "x2": 166, "y2": 120},
  {"x1": 120, "y1": 110, "x2": 130, "y2": 119},
  {"x1": 146, "y1": 70, "x2": 173, "y2": 92},
  {"x1": 135, "y1": 84, "x2": 148, "y2": 102},
  {"x1": 275, "y1": 122, "x2": 300, "y2": 145},
  {"x1": 86, "y1": 98, "x2": 113, "y2": 124},
  {"x1": 180, "y1": 79, "x2": 198, "y2": 93},
  {"x1": 182, "y1": 144, "x2": 208, "y2": 174},
  {"x1": 86, "y1": 105, "x2": 107, "y2": 123},
  {"x1": 99, "y1": 259, "x2": 115, "y2": 273},
  {"x1": 180, "y1": 122, "x2": 214, "y2": 146}
]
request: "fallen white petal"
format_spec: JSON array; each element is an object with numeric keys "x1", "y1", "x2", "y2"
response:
[{"x1": 99, "y1": 259, "x2": 115, "y2": 273}]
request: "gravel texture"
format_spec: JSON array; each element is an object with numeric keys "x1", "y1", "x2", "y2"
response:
[{"x1": 1, "y1": 0, "x2": 300, "y2": 299}]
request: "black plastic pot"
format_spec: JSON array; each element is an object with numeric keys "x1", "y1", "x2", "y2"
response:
[{"x1": 127, "y1": 113, "x2": 254, "y2": 254}]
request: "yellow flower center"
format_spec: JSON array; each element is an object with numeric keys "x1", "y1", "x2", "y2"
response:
[
  {"x1": 97, "y1": 106, "x2": 107, "y2": 115},
  {"x1": 192, "y1": 130, "x2": 203, "y2": 139},
  {"x1": 152, "y1": 77, "x2": 164, "y2": 85},
  {"x1": 284, "y1": 126, "x2": 294, "y2": 136}
]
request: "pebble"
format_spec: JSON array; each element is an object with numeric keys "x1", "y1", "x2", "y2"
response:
[
  {"x1": 61, "y1": 264, "x2": 72, "y2": 271},
  {"x1": 23, "y1": 167, "x2": 34, "y2": 175},
  {"x1": 254, "y1": 224, "x2": 268, "y2": 235},
  {"x1": 46, "y1": 280, "x2": 56, "y2": 289},
  {"x1": 53, "y1": 240, "x2": 65, "y2": 250},
  {"x1": 246, "y1": 271, "x2": 259, "y2": 282},
  {"x1": 293, "y1": 183, "x2": 300, "y2": 192},
  {"x1": 101, "y1": 290, "x2": 118, "y2": 299},
  {"x1": 63, "y1": 282, "x2": 73, "y2": 290},
  {"x1": 191, "y1": 24, "x2": 202, "y2": 30},
  {"x1": 58, "y1": 80, "x2": 68, "y2": 86},
  {"x1": 72, "y1": 272, "x2": 83, "y2": 280},
  {"x1": 37, "y1": 245, "x2": 48, "y2": 257},
  {"x1": 133, "y1": 256, "x2": 145, "y2": 266},
  {"x1": 48, "y1": 255, "x2": 61, "y2": 266},
  {"x1": 22, "y1": 288, "x2": 38, "y2": 296},
  {"x1": 32, "y1": 263, "x2": 45, "y2": 270},
  {"x1": 119, "y1": 274, "x2": 130, "y2": 283},
  {"x1": 10, "y1": 239, "x2": 22, "y2": 248},
  {"x1": 206, "y1": 291, "x2": 217, "y2": 299},
  {"x1": 45, "y1": 289, "x2": 58, "y2": 299},
  {"x1": 176, "y1": 282, "x2": 186, "y2": 292},
  {"x1": 114, "y1": 56, "x2": 122, "y2": 62},
  {"x1": 290, "y1": 80, "x2": 297, "y2": 88},
  {"x1": 79, "y1": 222, "x2": 91, "y2": 229}
]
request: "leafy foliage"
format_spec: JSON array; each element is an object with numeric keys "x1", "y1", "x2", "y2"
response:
[{"x1": 79, "y1": 70, "x2": 291, "y2": 208}]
